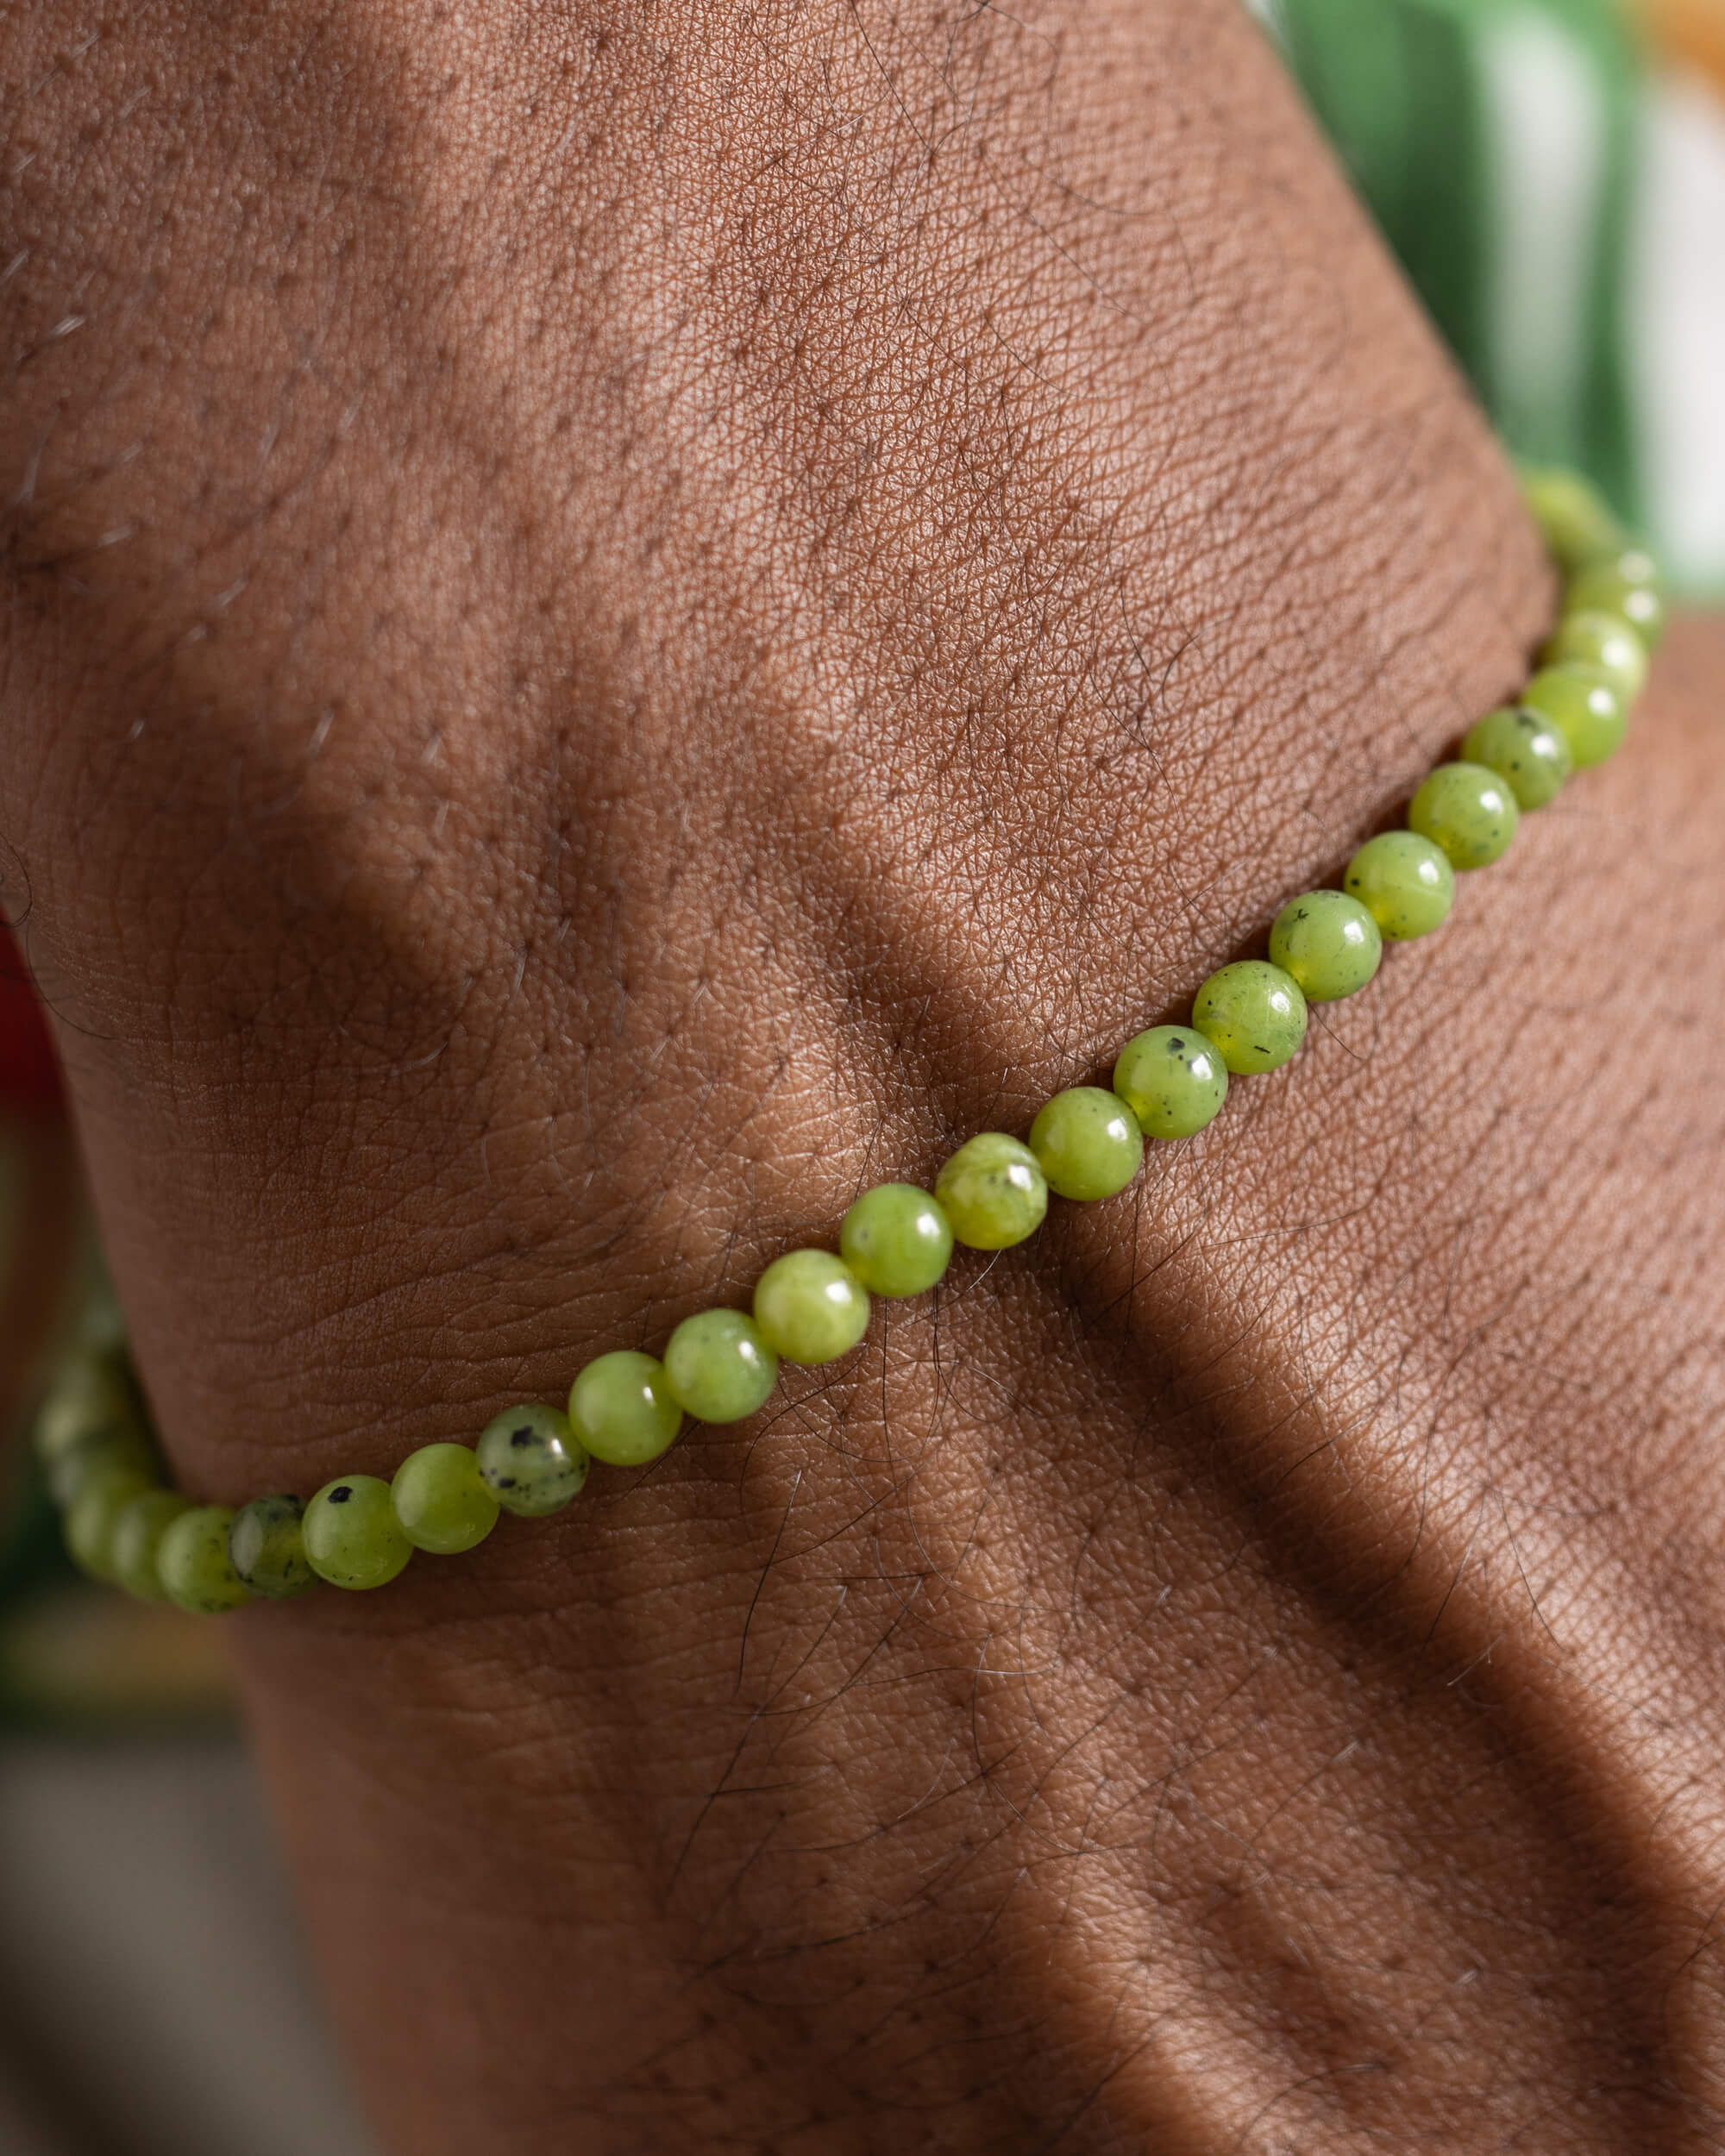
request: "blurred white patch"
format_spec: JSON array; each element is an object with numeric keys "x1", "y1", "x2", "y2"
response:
[
  {"x1": 1633, "y1": 67, "x2": 1725, "y2": 592},
  {"x1": 1477, "y1": 9, "x2": 1606, "y2": 456}
]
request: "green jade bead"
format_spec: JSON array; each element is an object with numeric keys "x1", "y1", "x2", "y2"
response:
[
  {"x1": 753, "y1": 1251, "x2": 871, "y2": 1366},
  {"x1": 663, "y1": 1308, "x2": 780, "y2": 1423},
  {"x1": 1344, "y1": 831, "x2": 1454, "y2": 941},
  {"x1": 477, "y1": 1403, "x2": 590, "y2": 1515},
  {"x1": 1191, "y1": 961, "x2": 1308, "y2": 1075},
  {"x1": 839, "y1": 1183, "x2": 954, "y2": 1298},
  {"x1": 65, "y1": 1463, "x2": 157, "y2": 1583},
  {"x1": 1566, "y1": 553, "x2": 1665, "y2": 649},
  {"x1": 304, "y1": 1476, "x2": 414, "y2": 1591},
  {"x1": 158, "y1": 1506, "x2": 253, "y2": 1615},
  {"x1": 569, "y1": 1351, "x2": 685, "y2": 1465},
  {"x1": 1111, "y1": 1027, "x2": 1229, "y2": 1139},
  {"x1": 1520, "y1": 663, "x2": 1627, "y2": 770},
  {"x1": 111, "y1": 1489, "x2": 191, "y2": 1601},
  {"x1": 1028, "y1": 1087, "x2": 1144, "y2": 1200},
  {"x1": 47, "y1": 1420, "x2": 159, "y2": 1509},
  {"x1": 935, "y1": 1133, "x2": 1049, "y2": 1250},
  {"x1": 1267, "y1": 890, "x2": 1383, "y2": 1003},
  {"x1": 1460, "y1": 705, "x2": 1572, "y2": 811},
  {"x1": 1520, "y1": 466, "x2": 1626, "y2": 573},
  {"x1": 1408, "y1": 761, "x2": 1519, "y2": 870},
  {"x1": 229, "y1": 1494, "x2": 316, "y2": 1599},
  {"x1": 392, "y1": 1442, "x2": 500, "y2": 1555},
  {"x1": 34, "y1": 1350, "x2": 139, "y2": 1468},
  {"x1": 1540, "y1": 608, "x2": 1648, "y2": 705}
]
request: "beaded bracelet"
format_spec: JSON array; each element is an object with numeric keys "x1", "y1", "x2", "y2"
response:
[{"x1": 28, "y1": 468, "x2": 1665, "y2": 1615}]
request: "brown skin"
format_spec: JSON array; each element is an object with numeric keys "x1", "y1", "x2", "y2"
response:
[
  {"x1": 3, "y1": 1, "x2": 1724, "y2": 2147},
  {"x1": 0, "y1": 1111, "x2": 77, "y2": 1433}
]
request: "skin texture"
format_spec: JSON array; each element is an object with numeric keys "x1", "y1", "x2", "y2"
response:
[{"x1": 1, "y1": 2, "x2": 1723, "y2": 2149}]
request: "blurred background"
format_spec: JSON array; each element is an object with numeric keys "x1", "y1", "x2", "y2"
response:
[
  {"x1": 0, "y1": 967, "x2": 376, "y2": 2153},
  {"x1": 1264, "y1": 0, "x2": 1725, "y2": 594},
  {"x1": 0, "y1": 2, "x2": 1719, "y2": 2149}
]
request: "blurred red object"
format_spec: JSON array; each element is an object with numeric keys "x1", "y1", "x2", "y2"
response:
[{"x1": 0, "y1": 925, "x2": 63, "y2": 1113}]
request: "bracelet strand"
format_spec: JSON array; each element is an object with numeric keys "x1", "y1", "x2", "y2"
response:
[{"x1": 29, "y1": 467, "x2": 1665, "y2": 1614}]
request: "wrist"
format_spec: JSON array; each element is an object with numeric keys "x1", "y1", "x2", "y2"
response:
[{"x1": 7, "y1": 2, "x2": 1723, "y2": 2149}]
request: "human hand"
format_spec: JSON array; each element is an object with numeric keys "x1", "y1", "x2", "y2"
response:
[{"x1": 3, "y1": 3, "x2": 1723, "y2": 2147}]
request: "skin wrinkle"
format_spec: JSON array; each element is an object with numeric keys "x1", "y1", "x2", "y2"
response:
[{"x1": 3, "y1": 0, "x2": 1725, "y2": 2149}]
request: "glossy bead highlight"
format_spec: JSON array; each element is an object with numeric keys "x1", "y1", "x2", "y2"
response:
[
  {"x1": 1267, "y1": 890, "x2": 1383, "y2": 1002},
  {"x1": 1566, "y1": 552, "x2": 1665, "y2": 649},
  {"x1": 392, "y1": 1443, "x2": 501, "y2": 1555},
  {"x1": 478, "y1": 1403, "x2": 590, "y2": 1514},
  {"x1": 935, "y1": 1133, "x2": 1049, "y2": 1249},
  {"x1": 1111, "y1": 1027, "x2": 1229, "y2": 1139},
  {"x1": 753, "y1": 1251, "x2": 871, "y2": 1366},
  {"x1": 569, "y1": 1352, "x2": 685, "y2": 1465},
  {"x1": 1191, "y1": 961, "x2": 1308, "y2": 1075},
  {"x1": 304, "y1": 1476, "x2": 414, "y2": 1591},
  {"x1": 1028, "y1": 1087, "x2": 1144, "y2": 1200},
  {"x1": 1540, "y1": 609, "x2": 1647, "y2": 704},
  {"x1": 1460, "y1": 705, "x2": 1571, "y2": 811},
  {"x1": 1408, "y1": 761, "x2": 1519, "y2": 870},
  {"x1": 664, "y1": 1308, "x2": 780, "y2": 1422},
  {"x1": 839, "y1": 1183, "x2": 954, "y2": 1298},
  {"x1": 1520, "y1": 662, "x2": 1628, "y2": 768},
  {"x1": 1344, "y1": 831, "x2": 1454, "y2": 940}
]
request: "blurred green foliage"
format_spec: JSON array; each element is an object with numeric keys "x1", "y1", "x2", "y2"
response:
[{"x1": 1274, "y1": 0, "x2": 1642, "y2": 522}]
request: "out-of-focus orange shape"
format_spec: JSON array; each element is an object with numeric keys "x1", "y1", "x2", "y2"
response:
[{"x1": 1636, "y1": 0, "x2": 1725, "y2": 92}]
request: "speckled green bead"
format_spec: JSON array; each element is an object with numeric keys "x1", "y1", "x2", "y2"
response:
[
  {"x1": 477, "y1": 1403, "x2": 590, "y2": 1515},
  {"x1": 303, "y1": 1476, "x2": 413, "y2": 1591},
  {"x1": 1460, "y1": 705, "x2": 1572, "y2": 811},
  {"x1": 1111, "y1": 1027, "x2": 1229, "y2": 1139},
  {"x1": 1521, "y1": 465, "x2": 1626, "y2": 573},
  {"x1": 1267, "y1": 890, "x2": 1383, "y2": 1003},
  {"x1": 1344, "y1": 831, "x2": 1454, "y2": 940},
  {"x1": 1540, "y1": 609, "x2": 1648, "y2": 705},
  {"x1": 1191, "y1": 961, "x2": 1308, "y2": 1075},
  {"x1": 1407, "y1": 761, "x2": 1519, "y2": 870},
  {"x1": 65, "y1": 1463, "x2": 157, "y2": 1583},
  {"x1": 228, "y1": 1494, "x2": 315, "y2": 1600},
  {"x1": 839, "y1": 1183, "x2": 954, "y2": 1298},
  {"x1": 752, "y1": 1251, "x2": 871, "y2": 1366},
  {"x1": 1566, "y1": 551, "x2": 1665, "y2": 649},
  {"x1": 1028, "y1": 1087, "x2": 1144, "y2": 1200},
  {"x1": 935, "y1": 1133, "x2": 1049, "y2": 1250},
  {"x1": 1520, "y1": 662, "x2": 1627, "y2": 770},
  {"x1": 111, "y1": 1489, "x2": 191, "y2": 1602},
  {"x1": 568, "y1": 1351, "x2": 685, "y2": 1465},
  {"x1": 157, "y1": 1505, "x2": 253, "y2": 1615},
  {"x1": 392, "y1": 1442, "x2": 500, "y2": 1555},
  {"x1": 663, "y1": 1308, "x2": 780, "y2": 1422}
]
